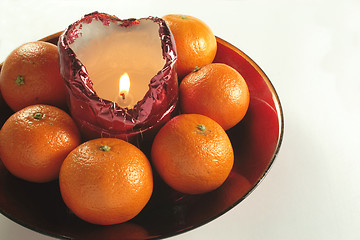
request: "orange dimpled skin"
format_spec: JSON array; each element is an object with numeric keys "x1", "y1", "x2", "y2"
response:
[
  {"x1": 162, "y1": 14, "x2": 217, "y2": 79},
  {"x1": 180, "y1": 63, "x2": 250, "y2": 130},
  {"x1": 0, "y1": 41, "x2": 67, "y2": 112},
  {"x1": 0, "y1": 104, "x2": 81, "y2": 183},
  {"x1": 151, "y1": 114, "x2": 234, "y2": 194},
  {"x1": 59, "y1": 138, "x2": 153, "y2": 225}
]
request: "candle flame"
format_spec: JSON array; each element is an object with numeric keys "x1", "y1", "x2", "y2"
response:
[{"x1": 119, "y1": 73, "x2": 130, "y2": 96}]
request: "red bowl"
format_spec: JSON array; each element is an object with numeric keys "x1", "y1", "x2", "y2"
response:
[{"x1": 0, "y1": 32, "x2": 283, "y2": 239}]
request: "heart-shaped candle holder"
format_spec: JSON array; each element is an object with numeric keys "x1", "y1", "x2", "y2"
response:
[{"x1": 58, "y1": 12, "x2": 178, "y2": 145}]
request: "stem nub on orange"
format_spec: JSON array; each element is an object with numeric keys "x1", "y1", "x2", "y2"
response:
[
  {"x1": 0, "y1": 41, "x2": 67, "y2": 112},
  {"x1": 180, "y1": 63, "x2": 250, "y2": 130},
  {"x1": 151, "y1": 114, "x2": 234, "y2": 194},
  {"x1": 0, "y1": 104, "x2": 81, "y2": 183},
  {"x1": 59, "y1": 138, "x2": 153, "y2": 225},
  {"x1": 162, "y1": 14, "x2": 217, "y2": 79}
]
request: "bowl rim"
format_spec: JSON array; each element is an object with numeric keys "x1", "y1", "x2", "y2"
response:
[{"x1": 219, "y1": 36, "x2": 284, "y2": 197}]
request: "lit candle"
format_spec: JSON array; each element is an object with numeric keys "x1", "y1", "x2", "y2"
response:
[
  {"x1": 116, "y1": 73, "x2": 134, "y2": 108},
  {"x1": 70, "y1": 17, "x2": 165, "y2": 109},
  {"x1": 58, "y1": 12, "x2": 178, "y2": 144}
]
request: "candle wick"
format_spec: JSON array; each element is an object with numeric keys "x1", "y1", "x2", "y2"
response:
[{"x1": 120, "y1": 93, "x2": 125, "y2": 100}]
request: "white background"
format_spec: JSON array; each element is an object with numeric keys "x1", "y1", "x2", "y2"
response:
[{"x1": 1, "y1": 0, "x2": 360, "y2": 239}]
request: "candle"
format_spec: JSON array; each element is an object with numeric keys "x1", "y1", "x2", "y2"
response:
[
  {"x1": 70, "y1": 17, "x2": 165, "y2": 109},
  {"x1": 70, "y1": 17, "x2": 165, "y2": 107},
  {"x1": 58, "y1": 12, "x2": 178, "y2": 144}
]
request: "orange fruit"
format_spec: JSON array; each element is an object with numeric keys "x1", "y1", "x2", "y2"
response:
[
  {"x1": 0, "y1": 104, "x2": 81, "y2": 183},
  {"x1": 179, "y1": 63, "x2": 250, "y2": 130},
  {"x1": 151, "y1": 114, "x2": 234, "y2": 194},
  {"x1": 59, "y1": 138, "x2": 153, "y2": 225},
  {"x1": 0, "y1": 41, "x2": 67, "y2": 112},
  {"x1": 162, "y1": 14, "x2": 217, "y2": 79}
]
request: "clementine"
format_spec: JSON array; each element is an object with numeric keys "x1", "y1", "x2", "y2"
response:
[
  {"x1": 179, "y1": 63, "x2": 250, "y2": 130},
  {"x1": 151, "y1": 113, "x2": 234, "y2": 194},
  {"x1": 59, "y1": 138, "x2": 153, "y2": 225},
  {"x1": 0, "y1": 41, "x2": 67, "y2": 112},
  {"x1": 0, "y1": 104, "x2": 81, "y2": 183},
  {"x1": 162, "y1": 14, "x2": 217, "y2": 79}
]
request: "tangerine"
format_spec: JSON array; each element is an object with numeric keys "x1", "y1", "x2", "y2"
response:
[
  {"x1": 162, "y1": 14, "x2": 217, "y2": 79},
  {"x1": 59, "y1": 138, "x2": 153, "y2": 225},
  {"x1": 151, "y1": 114, "x2": 234, "y2": 194},
  {"x1": 0, "y1": 41, "x2": 67, "y2": 112},
  {"x1": 180, "y1": 63, "x2": 250, "y2": 130},
  {"x1": 0, "y1": 104, "x2": 81, "y2": 183}
]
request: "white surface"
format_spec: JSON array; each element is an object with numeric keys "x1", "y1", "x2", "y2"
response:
[{"x1": 1, "y1": 0, "x2": 360, "y2": 239}]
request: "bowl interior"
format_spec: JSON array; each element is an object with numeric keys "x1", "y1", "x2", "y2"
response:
[{"x1": 0, "y1": 33, "x2": 283, "y2": 239}]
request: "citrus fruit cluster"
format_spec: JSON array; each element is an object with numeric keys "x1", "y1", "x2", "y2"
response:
[
  {"x1": 0, "y1": 14, "x2": 250, "y2": 226},
  {"x1": 162, "y1": 14, "x2": 250, "y2": 130}
]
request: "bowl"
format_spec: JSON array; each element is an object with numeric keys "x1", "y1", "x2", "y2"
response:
[{"x1": 0, "y1": 32, "x2": 284, "y2": 239}]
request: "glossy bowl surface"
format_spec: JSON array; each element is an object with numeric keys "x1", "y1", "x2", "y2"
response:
[{"x1": 0, "y1": 32, "x2": 283, "y2": 240}]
